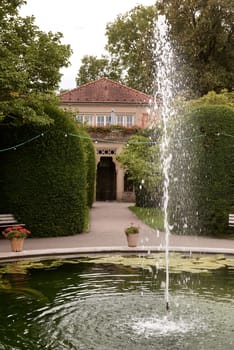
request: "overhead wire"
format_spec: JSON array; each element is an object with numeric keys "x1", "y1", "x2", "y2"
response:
[{"x1": 0, "y1": 130, "x2": 233, "y2": 153}]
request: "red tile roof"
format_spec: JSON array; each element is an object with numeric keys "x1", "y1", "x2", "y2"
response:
[{"x1": 59, "y1": 77, "x2": 152, "y2": 104}]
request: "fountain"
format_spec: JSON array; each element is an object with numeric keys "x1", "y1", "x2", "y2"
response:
[
  {"x1": 155, "y1": 13, "x2": 175, "y2": 311},
  {"x1": 0, "y1": 8, "x2": 234, "y2": 350}
]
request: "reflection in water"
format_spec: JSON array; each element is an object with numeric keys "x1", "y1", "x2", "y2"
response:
[{"x1": 0, "y1": 260, "x2": 233, "y2": 349}]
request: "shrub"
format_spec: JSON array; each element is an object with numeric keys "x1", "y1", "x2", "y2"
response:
[
  {"x1": 169, "y1": 104, "x2": 234, "y2": 235},
  {"x1": 81, "y1": 129, "x2": 96, "y2": 208},
  {"x1": 0, "y1": 105, "x2": 89, "y2": 237}
]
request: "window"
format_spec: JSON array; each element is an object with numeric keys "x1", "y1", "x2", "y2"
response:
[
  {"x1": 106, "y1": 115, "x2": 112, "y2": 126},
  {"x1": 75, "y1": 114, "x2": 93, "y2": 125},
  {"x1": 117, "y1": 115, "x2": 124, "y2": 126},
  {"x1": 126, "y1": 115, "x2": 134, "y2": 127},
  {"x1": 84, "y1": 115, "x2": 93, "y2": 125},
  {"x1": 75, "y1": 114, "x2": 83, "y2": 123},
  {"x1": 97, "y1": 115, "x2": 105, "y2": 126},
  {"x1": 96, "y1": 148, "x2": 117, "y2": 155},
  {"x1": 97, "y1": 115, "x2": 114, "y2": 126}
]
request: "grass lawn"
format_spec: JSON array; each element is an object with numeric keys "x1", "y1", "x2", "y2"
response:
[
  {"x1": 129, "y1": 206, "x2": 164, "y2": 232},
  {"x1": 129, "y1": 206, "x2": 234, "y2": 238}
]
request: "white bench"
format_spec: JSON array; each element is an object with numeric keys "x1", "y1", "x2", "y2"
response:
[
  {"x1": 228, "y1": 214, "x2": 234, "y2": 227},
  {"x1": 0, "y1": 214, "x2": 24, "y2": 230}
]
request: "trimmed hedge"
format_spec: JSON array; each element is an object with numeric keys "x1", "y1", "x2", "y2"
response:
[
  {"x1": 169, "y1": 105, "x2": 234, "y2": 235},
  {"x1": 83, "y1": 134, "x2": 96, "y2": 208},
  {"x1": 0, "y1": 105, "x2": 95, "y2": 237}
]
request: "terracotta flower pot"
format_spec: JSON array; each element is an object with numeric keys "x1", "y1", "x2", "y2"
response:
[
  {"x1": 126, "y1": 233, "x2": 139, "y2": 247},
  {"x1": 10, "y1": 237, "x2": 25, "y2": 252}
]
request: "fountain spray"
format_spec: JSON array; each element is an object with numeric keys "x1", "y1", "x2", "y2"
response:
[{"x1": 155, "y1": 14, "x2": 175, "y2": 312}]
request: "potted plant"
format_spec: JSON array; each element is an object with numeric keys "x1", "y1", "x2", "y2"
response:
[
  {"x1": 2, "y1": 225, "x2": 31, "y2": 252},
  {"x1": 124, "y1": 223, "x2": 140, "y2": 247}
]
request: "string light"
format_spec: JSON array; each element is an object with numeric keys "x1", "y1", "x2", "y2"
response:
[
  {"x1": 0, "y1": 133, "x2": 46, "y2": 153},
  {"x1": 0, "y1": 130, "x2": 233, "y2": 153},
  {"x1": 221, "y1": 132, "x2": 234, "y2": 138},
  {"x1": 177, "y1": 134, "x2": 205, "y2": 142}
]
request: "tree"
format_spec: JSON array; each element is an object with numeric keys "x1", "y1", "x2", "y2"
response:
[
  {"x1": 117, "y1": 131, "x2": 162, "y2": 207},
  {"x1": 77, "y1": 1, "x2": 234, "y2": 97},
  {"x1": 189, "y1": 90, "x2": 234, "y2": 109},
  {"x1": 76, "y1": 55, "x2": 121, "y2": 86},
  {"x1": 0, "y1": 0, "x2": 72, "y2": 126},
  {"x1": 76, "y1": 5, "x2": 157, "y2": 94},
  {"x1": 105, "y1": 5, "x2": 157, "y2": 94},
  {"x1": 158, "y1": 0, "x2": 234, "y2": 97}
]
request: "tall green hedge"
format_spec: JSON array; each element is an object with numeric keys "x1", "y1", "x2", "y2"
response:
[
  {"x1": 0, "y1": 105, "x2": 95, "y2": 237},
  {"x1": 83, "y1": 133, "x2": 96, "y2": 208},
  {"x1": 169, "y1": 105, "x2": 234, "y2": 235}
]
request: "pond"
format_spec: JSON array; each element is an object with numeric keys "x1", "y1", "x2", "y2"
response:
[{"x1": 0, "y1": 255, "x2": 234, "y2": 350}]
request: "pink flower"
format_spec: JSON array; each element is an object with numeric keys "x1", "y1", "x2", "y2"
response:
[{"x1": 2, "y1": 225, "x2": 31, "y2": 239}]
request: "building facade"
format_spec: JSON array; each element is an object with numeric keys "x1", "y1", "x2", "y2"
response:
[{"x1": 59, "y1": 78, "x2": 158, "y2": 202}]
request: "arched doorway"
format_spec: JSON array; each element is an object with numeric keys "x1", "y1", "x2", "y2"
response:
[{"x1": 96, "y1": 157, "x2": 116, "y2": 200}]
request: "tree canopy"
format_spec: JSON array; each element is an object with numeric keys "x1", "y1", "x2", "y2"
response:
[
  {"x1": 158, "y1": 0, "x2": 234, "y2": 97},
  {"x1": 76, "y1": 5, "x2": 157, "y2": 94},
  {"x1": 105, "y1": 5, "x2": 157, "y2": 94},
  {"x1": 117, "y1": 131, "x2": 162, "y2": 207},
  {"x1": 188, "y1": 90, "x2": 234, "y2": 109},
  {"x1": 75, "y1": 55, "x2": 120, "y2": 86},
  {"x1": 0, "y1": 0, "x2": 72, "y2": 126},
  {"x1": 77, "y1": 0, "x2": 234, "y2": 97}
]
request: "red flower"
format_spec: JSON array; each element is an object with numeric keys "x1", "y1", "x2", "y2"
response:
[{"x1": 2, "y1": 225, "x2": 31, "y2": 239}]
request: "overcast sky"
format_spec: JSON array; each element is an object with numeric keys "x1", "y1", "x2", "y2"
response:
[{"x1": 20, "y1": 0, "x2": 156, "y2": 90}]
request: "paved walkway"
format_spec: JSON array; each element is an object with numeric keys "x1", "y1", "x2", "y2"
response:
[{"x1": 0, "y1": 202, "x2": 234, "y2": 261}]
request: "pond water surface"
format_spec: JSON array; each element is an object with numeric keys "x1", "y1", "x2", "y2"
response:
[{"x1": 0, "y1": 258, "x2": 233, "y2": 350}]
